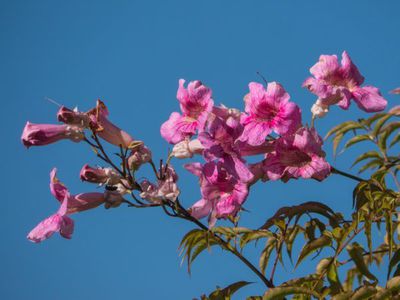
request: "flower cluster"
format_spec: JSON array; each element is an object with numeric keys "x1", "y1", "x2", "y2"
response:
[
  {"x1": 22, "y1": 100, "x2": 167, "y2": 242},
  {"x1": 23, "y1": 51, "x2": 389, "y2": 239},
  {"x1": 162, "y1": 79, "x2": 332, "y2": 226}
]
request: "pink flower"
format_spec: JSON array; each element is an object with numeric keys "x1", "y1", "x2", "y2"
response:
[
  {"x1": 160, "y1": 79, "x2": 214, "y2": 144},
  {"x1": 303, "y1": 51, "x2": 387, "y2": 115},
  {"x1": 140, "y1": 165, "x2": 180, "y2": 203},
  {"x1": 263, "y1": 127, "x2": 331, "y2": 181},
  {"x1": 50, "y1": 168, "x2": 106, "y2": 212},
  {"x1": 79, "y1": 164, "x2": 120, "y2": 185},
  {"x1": 185, "y1": 161, "x2": 249, "y2": 227},
  {"x1": 127, "y1": 145, "x2": 152, "y2": 170},
  {"x1": 199, "y1": 115, "x2": 254, "y2": 183},
  {"x1": 88, "y1": 100, "x2": 136, "y2": 149},
  {"x1": 27, "y1": 194, "x2": 74, "y2": 243},
  {"x1": 21, "y1": 122, "x2": 84, "y2": 148},
  {"x1": 239, "y1": 82, "x2": 301, "y2": 146}
]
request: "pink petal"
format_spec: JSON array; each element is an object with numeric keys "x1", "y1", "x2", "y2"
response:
[
  {"x1": 352, "y1": 86, "x2": 387, "y2": 112},
  {"x1": 190, "y1": 198, "x2": 213, "y2": 219},
  {"x1": 49, "y1": 168, "x2": 69, "y2": 203},
  {"x1": 160, "y1": 112, "x2": 197, "y2": 144},
  {"x1": 340, "y1": 51, "x2": 364, "y2": 86}
]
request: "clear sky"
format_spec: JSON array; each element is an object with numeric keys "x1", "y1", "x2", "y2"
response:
[{"x1": 1, "y1": 0, "x2": 400, "y2": 299}]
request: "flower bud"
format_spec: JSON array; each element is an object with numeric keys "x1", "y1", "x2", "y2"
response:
[
  {"x1": 79, "y1": 164, "x2": 120, "y2": 185},
  {"x1": 311, "y1": 100, "x2": 329, "y2": 118},
  {"x1": 21, "y1": 122, "x2": 84, "y2": 148},
  {"x1": 171, "y1": 139, "x2": 204, "y2": 159}
]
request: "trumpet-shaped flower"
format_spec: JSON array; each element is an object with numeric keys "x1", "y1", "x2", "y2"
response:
[
  {"x1": 239, "y1": 82, "x2": 301, "y2": 146},
  {"x1": 303, "y1": 51, "x2": 387, "y2": 115},
  {"x1": 263, "y1": 127, "x2": 331, "y2": 181},
  {"x1": 27, "y1": 194, "x2": 74, "y2": 243},
  {"x1": 160, "y1": 79, "x2": 213, "y2": 144},
  {"x1": 199, "y1": 114, "x2": 254, "y2": 183},
  {"x1": 185, "y1": 161, "x2": 249, "y2": 226},
  {"x1": 88, "y1": 100, "x2": 136, "y2": 148},
  {"x1": 21, "y1": 122, "x2": 84, "y2": 148}
]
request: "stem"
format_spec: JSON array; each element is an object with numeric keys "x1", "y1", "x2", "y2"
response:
[
  {"x1": 331, "y1": 167, "x2": 365, "y2": 182},
  {"x1": 175, "y1": 201, "x2": 274, "y2": 288}
]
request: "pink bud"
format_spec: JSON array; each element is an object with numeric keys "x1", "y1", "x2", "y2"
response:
[
  {"x1": 21, "y1": 122, "x2": 84, "y2": 148},
  {"x1": 171, "y1": 139, "x2": 204, "y2": 159},
  {"x1": 79, "y1": 164, "x2": 120, "y2": 185}
]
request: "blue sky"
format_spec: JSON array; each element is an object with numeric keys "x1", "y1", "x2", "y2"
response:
[{"x1": 1, "y1": 0, "x2": 400, "y2": 299}]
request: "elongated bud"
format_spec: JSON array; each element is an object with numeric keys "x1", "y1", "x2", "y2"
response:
[{"x1": 21, "y1": 122, "x2": 84, "y2": 148}]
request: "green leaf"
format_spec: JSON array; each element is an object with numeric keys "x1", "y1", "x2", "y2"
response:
[
  {"x1": 346, "y1": 242, "x2": 377, "y2": 282},
  {"x1": 364, "y1": 112, "x2": 386, "y2": 127},
  {"x1": 325, "y1": 121, "x2": 363, "y2": 140},
  {"x1": 349, "y1": 285, "x2": 377, "y2": 300},
  {"x1": 387, "y1": 248, "x2": 400, "y2": 279},
  {"x1": 207, "y1": 281, "x2": 253, "y2": 300},
  {"x1": 263, "y1": 287, "x2": 321, "y2": 300},
  {"x1": 364, "y1": 217, "x2": 372, "y2": 262},
  {"x1": 379, "y1": 121, "x2": 400, "y2": 152},
  {"x1": 351, "y1": 151, "x2": 381, "y2": 168},
  {"x1": 358, "y1": 158, "x2": 383, "y2": 173},
  {"x1": 327, "y1": 259, "x2": 343, "y2": 294},
  {"x1": 372, "y1": 114, "x2": 394, "y2": 137},
  {"x1": 259, "y1": 238, "x2": 276, "y2": 275},
  {"x1": 343, "y1": 134, "x2": 372, "y2": 150},
  {"x1": 286, "y1": 225, "x2": 301, "y2": 263},
  {"x1": 296, "y1": 233, "x2": 332, "y2": 268},
  {"x1": 260, "y1": 201, "x2": 340, "y2": 230},
  {"x1": 374, "y1": 276, "x2": 400, "y2": 299},
  {"x1": 240, "y1": 230, "x2": 273, "y2": 249},
  {"x1": 385, "y1": 211, "x2": 394, "y2": 258},
  {"x1": 389, "y1": 132, "x2": 400, "y2": 148}
]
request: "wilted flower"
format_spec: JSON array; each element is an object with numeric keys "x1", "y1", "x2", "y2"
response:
[
  {"x1": 140, "y1": 165, "x2": 180, "y2": 203},
  {"x1": 21, "y1": 122, "x2": 84, "y2": 148},
  {"x1": 57, "y1": 106, "x2": 91, "y2": 128},
  {"x1": 239, "y1": 82, "x2": 301, "y2": 146},
  {"x1": 160, "y1": 79, "x2": 214, "y2": 144},
  {"x1": 303, "y1": 51, "x2": 387, "y2": 116},
  {"x1": 127, "y1": 145, "x2": 152, "y2": 170}
]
